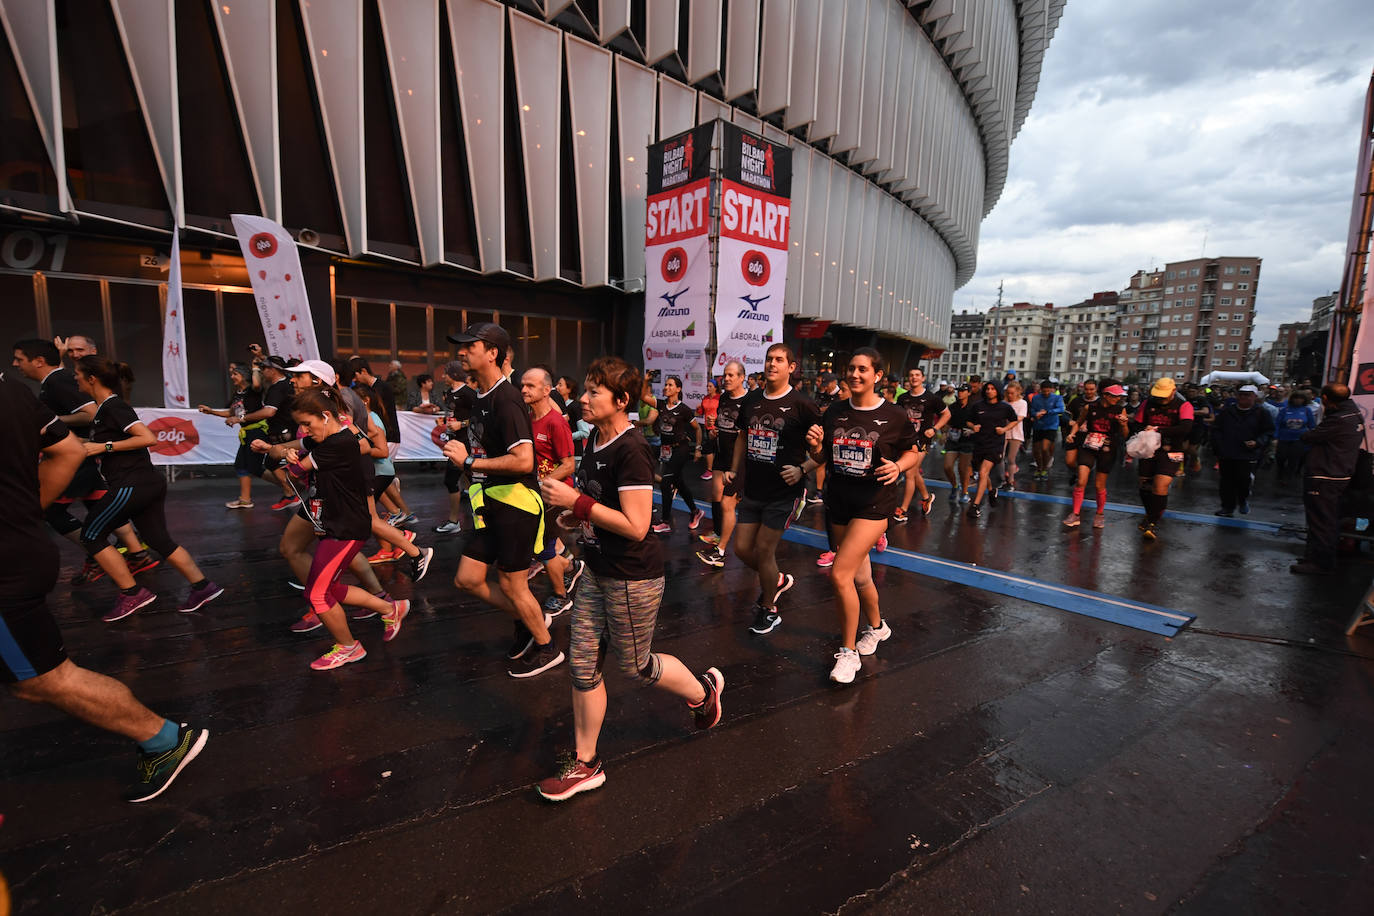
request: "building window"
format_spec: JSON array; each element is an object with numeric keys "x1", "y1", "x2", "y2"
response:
[
  {"x1": 1220, "y1": 297, "x2": 1232, "y2": 306},
  {"x1": 1236, "y1": 298, "x2": 1247, "y2": 306},
  {"x1": 1237, "y1": 282, "x2": 1249, "y2": 290},
  {"x1": 1165, "y1": 286, "x2": 1174, "y2": 294},
  {"x1": 1224, "y1": 266, "x2": 1237, "y2": 275},
  {"x1": 1229, "y1": 344, "x2": 1240, "y2": 351},
  {"x1": 1233, "y1": 313, "x2": 1245, "y2": 321},
  {"x1": 1186, "y1": 298, "x2": 1195, "y2": 306},
  {"x1": 1188, "y1": 284, "x2": 1198, "y2": 291},
  {"x1": 1226, "y1": 359, "x2": 1237, "y2": 366},
  {"x1": 1218, "y1": 313, "x2": 1228, "y2": 321},
  {"x1": 1190, "y1": 268, "x2": 1200, "y2": 276},
  {"x1": 1166, "y1": 270, "x2": 1176, "y2": 279},
  {"x1": 1214, "y1": 343, "x2": 1225, "y2": 351},
  {"x1": 1240, "y1": 266, "x2": 1252, "y2": 274}
]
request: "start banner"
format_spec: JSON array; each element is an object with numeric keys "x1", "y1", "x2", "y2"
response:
[
  {"x1": 134, "y1": 408, "x2": 453, "y2": 465},
  {"x1": 714, "y1": 122, "x2": 792, "y2": 375},
  {"x1": 644, "y1": 124, "x2": 714, "y2": 409}
]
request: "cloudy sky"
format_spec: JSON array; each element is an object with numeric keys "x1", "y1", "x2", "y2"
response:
[{"x1": 965, "y1": 0, "x2": 1374, "y2": 346}]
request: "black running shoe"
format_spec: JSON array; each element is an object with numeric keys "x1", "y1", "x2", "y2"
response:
[
  {"x1": 125, "y1": 724, "x2": 209, "y2": 803},
  {"x1": 507, "y1": 621, "x2": 535, "y2": 660},
  {"x1": 563, "y1": 558, "x2": 586, "y2": 593},
  {"x1": 407, "y1": 546, "x2": 434, "y2": 581},
  {"x1": 509, "y1": 639, "x2": 565, "y2": 678},
  {"x1": 748, "y1": 604, "x2": 781, "y2": 634},
  {"x1": 967, "y1": 503, "x2": 982, "y2": 519}
]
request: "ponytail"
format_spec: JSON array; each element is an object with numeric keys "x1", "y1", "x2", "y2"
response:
[
  {"x1": 76, "y1": 355, "x2": 134, "y2": 399},
  {"x1": 291, "y1": 386, "x2": 344, "y2": 419}
]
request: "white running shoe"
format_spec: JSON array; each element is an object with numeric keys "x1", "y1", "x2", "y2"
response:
[
  {"x1": 855, "y1": 620, "x2": 892, "y2": 656},
  {"x1": 830, "y1": 648, "x2": 862, "y2": 684}
]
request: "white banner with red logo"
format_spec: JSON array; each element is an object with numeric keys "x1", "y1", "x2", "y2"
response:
[
  {"x1": 135, "y1": 408, "x2": 452, "y2": 465},
  {"x1": 644, "y1": 125, "x2": 714, "y2": 410},
  {"x1": 162, "y1": 232, "x2": 190, "y2": 408},
  {"x1": 713, "y1": 123, "x2": 791, "y2": 375},
  {"x1": 231, "y1": 214, "x2": 321, "y2": 362}
]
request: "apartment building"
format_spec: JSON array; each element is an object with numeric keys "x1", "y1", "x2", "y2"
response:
[
  {"x1": 985, "y1": 302, "x2": 1056, "y2": 381},
  {"x1": 1049, "y1": 291, "x2": 1120, "y2": 384},
  {"x1": 926, "y1": 310, "x2": 988, "y2": 382}
]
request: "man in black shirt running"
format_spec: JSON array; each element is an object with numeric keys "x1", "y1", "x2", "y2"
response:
[{"x1": 443, "y1": 323, "x2": 564, "y2": 678}]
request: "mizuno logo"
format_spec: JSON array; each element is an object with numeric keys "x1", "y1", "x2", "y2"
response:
[
  {"x1": 596, "y1": 462, "x2": 606, "y2": 469},
  {"x1": 657, "y1": 288, "x2": 691, "y2": 317},
  {"x1": 874, "y1": 419, "x2": 888, "y2": 426},
  {"x1": 739, "y1": 293, "x2": 770, "y2": 312},
  {"x1": 778, "y1": 406, "x2": 791, "y2": 413}
]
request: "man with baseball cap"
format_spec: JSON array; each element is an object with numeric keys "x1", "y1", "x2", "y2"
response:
[
  {"x1": 443, "y1": 322, "x2": 563, "y2": 678},
  {"x1": 1210, "y1": 383, "x2": 1274, "y2": 517},
  {"x1": 230, "y1": 354, "x2": 299, "y2": 510},
  {"x1": 1131, "y1": 376, "x2": 1194, "y2": 540}
]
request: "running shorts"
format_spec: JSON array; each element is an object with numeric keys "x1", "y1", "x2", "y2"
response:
[
  {"x1": 736, "y1": 494, "x2": 802, "y2": 531},
  {"x1": 0, "y1": 552, "x2": 65, "y2": 682},
  {"x1": 463, "y1": 498, "x2": 539, "y2": 572}
]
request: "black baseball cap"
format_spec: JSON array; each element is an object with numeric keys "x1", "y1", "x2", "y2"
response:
[
  {"x1": 957, "y1": 383, "x2": 971, "y2": 392},
  {"x1": 264, "y1": 355, "x2": 289, "y2": 370},
  {"x1": 447, "y1": 322, "x2": 511, "y2": 351}
]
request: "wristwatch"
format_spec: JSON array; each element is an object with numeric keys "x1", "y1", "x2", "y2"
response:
[
  {"x1": 464, "y1": 455, "x2": 476, "y2": 470},
  {"x1": 104, "y1": 442, "x2": 114, "y2": 453}
]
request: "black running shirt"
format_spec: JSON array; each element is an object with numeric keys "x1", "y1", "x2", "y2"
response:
[
  {"x1": 713, "y1": 391, "x2": 749, "y2": 462},
  {"x1": 821, "y1": 398, "x2": 918, "y2": 518},
  {"x1": 968, "y1": 400, "x2": 1018, "y2": 452},
  {"x1": 263, "y1": 379, "x2": 296, "y2": 442},
  {"x1": 575, "y1": 425, "x2": 663, "y2": 580},
  {"x1": 895, "y1": 388, "x2": 947, "y2": 436},
  {"x1": 737, "y1": 386, "x2": 821, "y2": 502},
  {"x1": 301, "y1": 430, "x2": 373, "y2": 541},
  {"x1": 0, "y1": 379, "x2": 68, "y2": 584},
  {"x1": 1075, "y1": 400, "x2": 1128, "y2": 452},
  {"x1": 467, "y1": 377, "x2": 537, "y2": 487},
  {"x1": 443, "y1": 383, "x2": 477, "y2": 423},
  {"x1": 39, "y1": 367, "x2": 94, "y2": 431},
  {"x1": 89, "y1": 396, "x2": 162, "y2": 488},
  {"x1": 652, "y1": 401, "x2": 697, "y2": 451}
]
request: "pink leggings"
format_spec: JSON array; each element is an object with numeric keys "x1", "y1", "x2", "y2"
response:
[{"x1": 307, "y1": 539, "x2": 364, "y2": 616}]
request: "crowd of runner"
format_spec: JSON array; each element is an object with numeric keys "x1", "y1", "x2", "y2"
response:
[{"x1": 2, "y1": 326, "x2": 1364, "y2": 805}]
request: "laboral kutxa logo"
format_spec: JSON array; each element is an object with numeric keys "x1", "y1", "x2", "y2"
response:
[{"x1": 147, "y1": 416, "x2": 200, "y2": 457}]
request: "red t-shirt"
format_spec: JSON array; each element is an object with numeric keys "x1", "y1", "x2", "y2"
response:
[{"x1": 531, "y1": 408, "x2": 574, "y2": 479}]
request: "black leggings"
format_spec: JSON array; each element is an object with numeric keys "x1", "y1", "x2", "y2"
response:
[
  {"x1": 80, "y1": 479, "x2": 179, "y2": 558},
  {"x1": 658, "y1": 445, "x2": 698, "y2": 523}
]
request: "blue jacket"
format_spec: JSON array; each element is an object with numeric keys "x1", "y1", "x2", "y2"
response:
[
  {"x1": 1274, "y1": 405, "x2": 1316, "y2": 443},
  {"x1": 1029, "y1": 392, "x2": 1065, "y2": 431}
]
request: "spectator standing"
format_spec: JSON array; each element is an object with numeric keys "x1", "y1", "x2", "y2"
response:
[
  {"x1": 1210, "y1": 384, "x2": 1274, "y2": 517},
  {"x1": 386, "y1": 360, "x2": 408, "y2": 405},
  {"x1": 1274, "y1": 391, "x2": 1317, "y2": 479},
  {"x1": 1291, "y1": 384, "x2": 1364, "y2": 575},
  {"x1": 406, "y1": 374, "x2": 441, "y2": 414}
]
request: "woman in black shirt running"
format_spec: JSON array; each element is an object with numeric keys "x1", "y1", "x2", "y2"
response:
[{"x1": 642, "y1": 375, "x2": 704, "y2": 533}]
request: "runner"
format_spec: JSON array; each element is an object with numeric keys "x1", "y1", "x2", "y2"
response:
[
  {"x1": 942, "y1": 384, "x2": 975, "y2": 503},
  {"x1": 1063, "y1": 383, "x2": 1130, "y2": 529},
  {"x1": 802, "y1": 348, "x2": 920, "y2": 684},
  {"x1": 1132, "y1": 377, "x2": 1195, "y2": 540},
  {"x1": 893, "y1": 366, "x2": 949, "y2": 522},
  {"x1": 11, "y1": 338, "x2": 154, "y2": 583},
  {"x1": 727, "y1": 343, "x2": 820, "y2": 635},
  {"x1": 229, "y1": 352, "x2": 299, "y2": 510},
  {"x1": 2, "y1": 377, "x2": 207, "y2": 801},
  {"x1": 443, "y1": 322, "x2": 564, "y2": 678},
  {"x1": 696, "y1": 360, "x2": 749, "y2": 568},
  {"x1": 1062, "y1": 379, "x2": 1098, "y2": 475},
  {"x1": 522, "y1": 366, "x2": 584, "y2": 616},
  {"x1": 254, "y1": 386, "x2": 408, "y2": 668},
  {"x1": 1001, "y1": 381, "x2": 1028, "y2": 491},
  {"x1": 641, "y1": 375, "x2": 705, "y2": 534},
  {"x1": 965, "y1": 381, "x2": 1019, "y2": 519},
  {"x1": 535, "y1": 356, "x2": 723, "y2": 801},
  {"x1": 198, "y1": 362, "x2": 266, "y2": 509},
  {"x1": 73, "y1": 357, "x2": 223, "y2": 621},
  {"x1": 351, "y1": 383, "x2": 435, "y2": 576},
  {"x1": 348, "y1": 357, "x2": 415, "y2": 527},
  {"x1": 698, "y1": 379, "x2": 719, "y2": 479},
  {"x1": 1029, "y1": 379, "x2": 1065, "y2": 480}
]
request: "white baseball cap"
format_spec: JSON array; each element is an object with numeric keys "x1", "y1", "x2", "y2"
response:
[
  {"x1": 284, "y1": 359, "x2": 337, "y2": 386},
  {"x1": 1238, "y1": 384, "x2": 1259, "y2": 394}
]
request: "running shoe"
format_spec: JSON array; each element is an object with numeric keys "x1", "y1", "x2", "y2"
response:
[
  {"x1": 696, "y1": 547, "x2": 725, "y2": 568},
  {"x1": 875, "y1": 533, "x2": 888, "y2": 552},
  {"x1": 830, "y1": 647, "x2": 862, "y2": 684},
  {"x1": 72, "y1": 557, "x2": 106, "y2": 586},
  {"x1": 271, "y1": 495, "x2": 301, "y2": 511},
  {"x1": 997, "y1": 482, "x2": 1012, "y2": 492},
  {"x1": 224, "y1": 498, "x2": 254, "y2": 509},
  {"x1": 921, "y1": 494, "x2": 936, "y2": 517},
  {"x1": 408, "y1": 546, "x2": 434, "y2": 582},
  {"x1": 395, "y1": 513, "x2": 419, "y2": 527},
  {"x1": 689, "y1": 508, "x2": 706, "y2": 530},
  {"x1": 748, "y1": 604, "x2": 781, "y2": 634},
  {"x1": 700, "y1": 470, "x2": 713, "y2": 480},
  {"x1": 543, "y1": 593, "x2": 573, "y2": 617},
  {"x1": 988, "y1": 486, "x2": 999, "y2": 504},
  {"x1": 382, "y1": 598, "x2": 411, "y2": 642},
  {"x1": 434, "y1": 520, "x2": 463, "y2": 534},
  {"x1": 386, "y1": 512, "x2": 404, "y2": 526},
  {"x1": 178, "y1": 581, "x2": 223, "y2": 613},
  {"x1": 124, "y1": 724, "x2": 209, "y2": 803},
  {"x1": 367, "y1": 545, "x2": 402, "y2": 564},
  {"x1": 689, "y1": 667, "x2": 725, "y2": 730},
  {"x1": 1063, "y1": 513, "x2": 1081, "y2": 528},
  {"x1": 855, "y1": 620, "x2": 892, "y2": 656},
  {"x1": 1214, "y1": 509, "x2": 1234, "y2": 518},
  {"x1": 806, "y1": 493, "x2": 824, "y2": 505},
  {"x1": 892, "y1": 507, "x2": 908, "y2": 524},
  {"x1": 507, "y1": 621, "x2": 535, "y2": 660},
  {"x1": 651, "y1": 522, "x2": 673, "y2": 534},
  {"x1": 967, "y1": 503, "x2": 982, "y2": 519},
  {"x1": 289, "y1": 612, "x2": 322, "y2": 633},
  {"x1": 536, "y1": 753, "x2": 605, "y2": 802},
  {"x1": 287, "y1": 578, "x2": 305, "y2": 590},
  {"x1": 816, "y1": 550, "x2": 836, "y2": 568},
  {"x1": 311, "y1": 642, "x2": 367, "y2": 670},
  {"x1": 564, "y1": 558, "x2": 586, "y2": 593},
  {"x1": 126, "y1": 552, "x2": 161, "y2": 576},
  {"x1": 697, "y1": 532, "x2": 721, "y2": 547},
  {"x1": 1142, "y1": 523, "x2": 1158, "y2": 541},
  {"x1": 104, "y1": 588, "x2": 156, "y2": 623},
  {"x1": 1093, "y1": 513, "x2": 1105, "y2": 529},
  {"x1": 947, "y1": 489, "x2": 959, "y2": 504},
  {"x1": 775, "y1": 572, "x2": 795, "y2": 601},
  {"x1": 1239, "y1": 501, "x2": 1250, "y2": 515},
  {"x1": 509, "y1": 639, "x2": 565, "y2": 678},
  {"x1": 958, "y1": 490, "x2": 970, "y2": 504}
]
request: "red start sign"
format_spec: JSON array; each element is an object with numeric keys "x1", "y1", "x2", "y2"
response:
[{"x1": 147, "y1": 417, "x2": 200, "y2": 457}]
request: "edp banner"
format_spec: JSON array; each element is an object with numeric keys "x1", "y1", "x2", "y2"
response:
[
  {"x1": 231, "y1": 214, "x2": 321, "y2": 362},
  {"x1": 644, "y1": 124, "x2": 714, "y2": 409},
  {"x1": 714, "y1": 122, "x2": 792, "y2": 375}
]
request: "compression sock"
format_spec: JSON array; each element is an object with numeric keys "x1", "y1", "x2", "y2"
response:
[
  {"x1": 1072, "y1": 487, "x2": 1085, "y2": 514},
  {"x1": 139, "y1": 718, "x2": 179, "y2": 754},
  {"x1": 1096, "y1": 489, "x2": 1108, "y2": 513},
  {"x1": 711, "y1": 502, "x2": 723, "y2": 535}
]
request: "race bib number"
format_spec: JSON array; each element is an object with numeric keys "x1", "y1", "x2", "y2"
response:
[
  {"x1": 832, "y1": 436, "x2": 873, "y2": 476},
  {"x1": 747, "y1": 428, "x2": 779, "y2": 461},
  {"x1": 1084, "y1": 432, "x2": 1107, "y2": 451},
  {"x1": 659, "y1": 444, "x2": 672, "y2": 462},
  {"x1": 1167, "y1": 451, "x2": 1184, "y2": 463}
]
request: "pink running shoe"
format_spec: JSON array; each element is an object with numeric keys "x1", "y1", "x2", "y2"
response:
[
  {"x1": 290, "y1": 612, "x2": 322, "y2": 633},
  {"x1": 383, "y1": 599, "x2": 411, "y2": 642},
  {"x1": 875, "y1": 533, "x2": 888, "y2": 553},
  {"x1": 311, "y1": 642, "x2": 367, "y2": 670},
  {"x1": 103, "y1": 587, "x2": 156, "y2": 623},
  {"x1": 651, "y1": 522, "x2": 672, "y2": 534},
  {"x1": 689, "y1": 508, "x2": 705, "y2": 530},
  {"x1": 816, "y1": 550, "x2": 836, "y2": 568}
]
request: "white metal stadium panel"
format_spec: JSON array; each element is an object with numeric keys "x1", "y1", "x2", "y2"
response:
[
  {"x1": 784, "y1": 136, "x2": 807, "y2": 312},
  {"x1": 884, "y1": 15, "x2": 918, "y2": 189},
  {"x1": 614, "y1": 57, "x2": 655, "y2": 284},
  {"x1": 110, "y1": 0, "x2": 180, "y2": 224},
  {"x1": 838, "y1": 170, "x2": 864, "y2": 324},
  {"x1": 873, "y1": 193, "x2": 893, "y2": 332},
  {"x1": 819, "y1": 159, "x2": 846, "y2": 321},
  {"x1": 832, "y1": 0, "x2": 866, "y2": 154},
  {"x1": 509, "y1": 10, "x2": 563, "y2": 281},
  {"x1": 686, "y1": 0, "x2": 722, "y2": 85},
  {"x1": 722, "y1": 0, "x2": 759, "y2": 101},
  {"x1": 598, "y1": 0, "x2": 630, "y2": 44},
  {"x1": 851, "y1": 0, "x2": 885, "y2": 166},
  {"x1": 446, "y1": 0, "x2": 505, "y2": 273},
  {"x1": 854, "y1": 181, "x2": 880, "y2": 324},
  {"x1": 298, "y1": 0, "x2": 365, "y2": 254},
  {"x1": 870, "y1": 1, "x2": 903, "y2": 174},
  {"x1": 565, "y1": 33, "x2": 613, "y2": 286},
  {"x1": 807, "y1": 0, "x2": 842, "y2": 141},
  {"x1": 731, "y1": 109, "x2": 763, "y2": 135},
  {"x1": 657, "y1": 73, "x2": 695, "y2": 139},
  {"x1": 800, "y1": 145, "x2": 830, "y2": 318},
  {"x1": 545, "y1": 0, "x2": 576, "y2": 19},
  {"x1": 0, "y1": 0, "x2": 70, "y2": 212},
  {"x1": 645, "y1": 0, "x2": 678, "y2": 66},
  {"x1": 376, "y1": 0, "x2": 441, "y2": 265},
  {"x1": 697, "y1": 92, "x2": 730, "y2": 126},
  {"x1": 210, "y1": 0, "x2": 276, "y2": 220},
  {"x1": 782, "y1": 0, "x2": 819, "y2": 131},
  {"x1": 756, "y1": 0, "x2": 794, "y2": 116}
]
